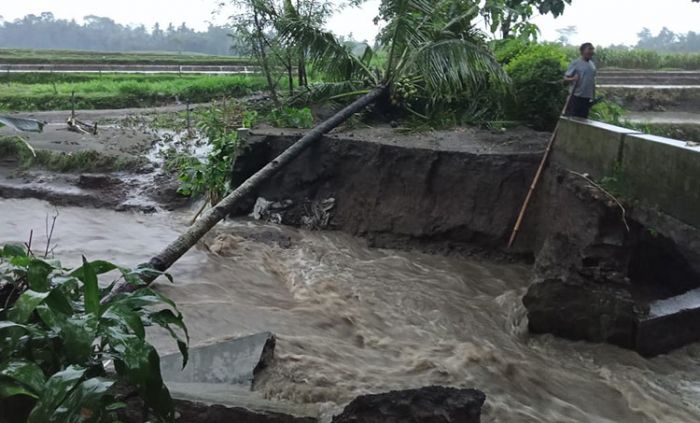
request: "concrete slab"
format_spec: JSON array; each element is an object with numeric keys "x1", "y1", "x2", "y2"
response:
[
  {"x1": 160, "y1": 331, "x2": 275, "y2": 388},
  {"x1": 552, "y1": 118, "x2": 640, "y2": 179},
  {"x1": 621, "y1": 133, "x2": 700, "y2": 227},
  {"x1": 158, "y1": 332, "x2": 319, "y2": 419},
  {"x1": 638, "y1": 290, "x2": 700, "y2": 356}
]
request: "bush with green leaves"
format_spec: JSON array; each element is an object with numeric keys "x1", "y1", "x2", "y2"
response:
[
  {"x1": 268, "y1": 107, "x2": 314, "y2": 129},
  {"x1": 169, "y1": 102, "x2": 254, "y2": 208},
  {"x1": 0, "y1": 244, "x2": 188, "y2": 422},
  {"x1": 504, "y1": 43, "x2": 568, "y2": 130},
  {"x1": 493, "y1": 38, "x2": 530, "y2": 66},
  {"x1": 590, "y1": 100, "x2": 626, "y2": 126}
]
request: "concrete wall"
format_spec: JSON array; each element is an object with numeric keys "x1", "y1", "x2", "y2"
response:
[
  {"x1": 553, "y1": 118, "x2": 637, "y2": 179},
  {"x1": 622, "y1": 133, "x2": 700, "y2": 228},
  {"x1": 553, "y1": 117, "x2": 700, "y2": 228}
]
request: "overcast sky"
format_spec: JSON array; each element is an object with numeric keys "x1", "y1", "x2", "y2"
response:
[{"x1": 0, "y1": 0, "x2": 698, "y2": 46}]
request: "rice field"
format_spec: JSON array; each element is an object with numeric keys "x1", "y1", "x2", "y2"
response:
[{"x1": 0, "y1": 73, "x2": 268, "y2": 111}]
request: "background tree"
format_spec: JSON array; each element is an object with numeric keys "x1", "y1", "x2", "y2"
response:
[
  {"x1": 555, "y1": 25, "x2": 577, "y2": 45},
  {"x1": 0, "y1": 13, "x2": 243, "y2": 55},
  {"x1": 481, "y1": 0, "x2": 572, "y2": 39},
  {"x1": 228, "y1": 0, "x2": 349, "y2": 101},
  {"x1": 636, "y1": 27, "x2": 700, "y2": 53}
]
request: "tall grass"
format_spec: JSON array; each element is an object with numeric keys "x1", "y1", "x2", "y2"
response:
[
  {"x1": 564, "y1": 46, "x2": 700, "y2": 70},
  {"x1": 0, "y1": 73, "x2": 268, "y2": 111}
]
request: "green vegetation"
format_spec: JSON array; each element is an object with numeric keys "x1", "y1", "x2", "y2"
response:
[
  {"x1": 0, "y1": 136, "x2": 146, "y2": 172},
  {"x1": 562, "y1": 46, "x2": 700, "y2": 70},
  {"x1": 268, "y1": 107, "x2": 314, "y2": 129},
  {"x1": 590, "y1": 101, "x2": 700, "y2": 143},
  {"x1": 481, "y1": 0, "x2": 572, "y2": 39},
  {"x1": 0, "y1": 244, "x2": 188, "y2": 421},
  {"x1": 599, "y1": 161, "x2": 631, "y2": 198},
  {"x1": 0, "y1": 73, "x2": 267, "y2": 111},
  {"x1": 163, "y1": 102, "x2": 255, "y2": 206},
  {"x1": 0, "y1": 49, "x2": 252, "y2": 65},
  {"x1": 502, "y1": 41, "x2": 568, "y2": 130}
]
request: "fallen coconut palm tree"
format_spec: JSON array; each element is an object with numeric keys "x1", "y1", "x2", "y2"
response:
[{"x1": 105, "y1": 0, "x2": 508, "y2": 298}]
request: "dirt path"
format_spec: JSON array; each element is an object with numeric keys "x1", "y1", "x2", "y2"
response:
[
  {"x1": 253, "y1": 125, "x2": 551, "y2": 156},
  {"x1": 5, "y1": 103, "x2": 210, "y2": 124}
]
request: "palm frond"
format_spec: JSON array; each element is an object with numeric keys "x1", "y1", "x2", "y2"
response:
[
  {"x1": 290, "y1": 81, "x2": 369, "y2": 104},
  {"x1": 279, "y1": 19, "x2": 374, "y2": 81},
  {"x1": 403, "y1": 35, "x2": 509, "y2": 103}
]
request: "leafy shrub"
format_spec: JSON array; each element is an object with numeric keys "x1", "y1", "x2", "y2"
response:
[
  {"x1": 493, "y1": 38, "x2": 530, "y2": 66},
  {"x1": 504, "y1": 43, "x2": 568, "y2": 130},
  {"x1": 268, "y1": 107, "x2": 314, "y2": 129},
  {"x1": 171, "y1": 102, "x2": 250, "y2": 204},
  {"x1": 590, "y1": 100, "x2": 626, "y2": 126},
  {"x1": 0, "y1": 244, "x2": 188, "y2": 422}
]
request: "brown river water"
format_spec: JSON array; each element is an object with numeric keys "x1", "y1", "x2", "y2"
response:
[{"x1": 2, "y1": 198, "x2": 700, "y2": 422}]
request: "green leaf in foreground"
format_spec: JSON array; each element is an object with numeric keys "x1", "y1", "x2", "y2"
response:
[
  {"x1": 8, "y1": 290, "x2": 50, "y2": 323},
  {"x1": 78, "y1": 257, "x2": 100, "y2": 316},
  {"x1": 51, "y1": 377, "x2": 114, "y2": 423},
  {"x1": 1, "y1": 244, "x2": 188, "y2": 420},
  {"x1": 27, "y1": 365, "x2": 86, "y2": 423},
  {"x1": 0, "y1": 360, "x2": 46, "y2": 397},
  {"x1": 2, "y1": 244, "x2": 27, "y2": 258}
]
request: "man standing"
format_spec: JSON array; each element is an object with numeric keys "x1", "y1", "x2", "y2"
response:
[{"x1": 565, "y1": 43, "x2": 597, "y2": 118}]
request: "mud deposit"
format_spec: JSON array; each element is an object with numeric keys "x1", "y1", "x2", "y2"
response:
[
  {"x1": 2, "y1": 198, "x2": 700, "y2": 422},
  {"x1": 0, "y1": 105, "x2": 199, "y2": 211}
]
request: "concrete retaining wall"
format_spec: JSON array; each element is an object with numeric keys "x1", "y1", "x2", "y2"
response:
[{"x1": 553, "y1": 117, "x2": 700, "y2": 228}]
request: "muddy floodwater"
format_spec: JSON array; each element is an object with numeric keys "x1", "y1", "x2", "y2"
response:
[{"x1": 2, "y1": 198, "x2": 700, "y2": 422}]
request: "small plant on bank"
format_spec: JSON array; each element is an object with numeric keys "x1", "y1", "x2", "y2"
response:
[
  {"x1": 599, "y1": 161, "x2": 630, "y2": 198},
  {"x1": 0, "y1": 243, "x2": 188, "y2": 422},
  {"x1": 172, "y1": 102, "x2": 253, "y2": 212},
  {"x1": 268, "y1": 107, "x2": 314, "y2": 129},
  {"x1": 590, "y1": 100, "x2": 626, "y2": 126}
]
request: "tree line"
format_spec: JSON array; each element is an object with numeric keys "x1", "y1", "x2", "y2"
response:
[
  {"x1": 0, "y1": 12, "x2": 245, "y2": 55},
  {"x1": 636, "y1": 27, "x2": 700, "y2": 53}
]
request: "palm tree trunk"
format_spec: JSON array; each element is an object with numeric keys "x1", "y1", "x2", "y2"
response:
[
  {"x1": 253, "y1": 12, "x2": 280, "y2": 107},
  {"x1": 104, "y1": 85, "x2": 387, "y2": 299}
]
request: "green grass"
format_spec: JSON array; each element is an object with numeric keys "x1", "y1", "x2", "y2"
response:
[
  {"x1": 0, "y1": 73, "x2": 268, "y2": 111},
  {"x1": 0, "y1": 48, "x2": 253, "y2": 65},
  {"x1": 563, "y1": 46, "x2": 700, "y2": 70},
  {"x1": 590, "y1": 101, "x2": 700, "y2": 143},
  {"x1": 0, "y1": 136, "x2": 147, "y2": 172}
]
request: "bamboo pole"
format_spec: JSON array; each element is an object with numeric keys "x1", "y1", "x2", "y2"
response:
[{"x1": 507, "y1": 89, "x2": 575, "y2": 249}]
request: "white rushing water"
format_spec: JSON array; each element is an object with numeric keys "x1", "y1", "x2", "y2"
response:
[{"x1": 2, "y1": 198, "x2": 700, "y2": 422}]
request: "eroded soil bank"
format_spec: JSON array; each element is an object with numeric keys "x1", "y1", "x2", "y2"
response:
[{"x1": 231, "y1": 126, "x2": 549, "y2": 254}]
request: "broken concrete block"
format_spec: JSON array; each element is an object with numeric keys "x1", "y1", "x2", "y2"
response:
[{"x1": 160, "y1": 331, "x2": 275, "y2": 388}]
